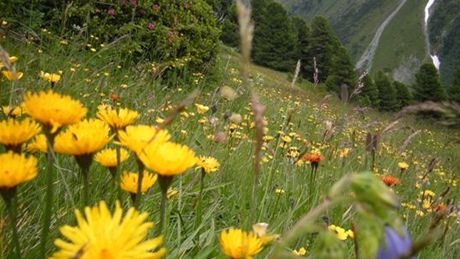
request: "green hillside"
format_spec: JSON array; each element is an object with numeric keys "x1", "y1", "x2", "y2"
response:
[
  {"x1": 277, "y1": 0, "x2": 402, "y2": 59},
  {"x1": 372, "y1": 0, "x2": 429, "y2": 82}
]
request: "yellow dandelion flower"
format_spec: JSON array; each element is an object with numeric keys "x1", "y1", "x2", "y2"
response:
[
  {"x1": 219, "y1": 228, "x2": 263, "y2": 259},
  {"x1": 328, "y1": 225, "x2": 352, "y2": 240},
  {"x1": 195, "y1": 104, "x2": 209, "y2": 114},
  {"x1": 0, "y1": 118, "x2": 40, "y2": 149},
  {"x1": 398, "y1": 162, "x2": 409, "y2": 170},
  {"x1": 339, "y1": 148, "x2": 350, "y2": 158},
  {"x1": 118, "y1": 125, "x2": 170, "y2": 154},
  {"x1": 27, "y1": 134, "x2": 48, "y2": 153},
  {"x1": 196, "y1": 156, "x2": 220, "y2": 173},
  {"x1": 139, "y1": 142, "x2": 196, "y2": 177},
  {"x1": 2, "y1": 71, "x2": 23, "y2": 81},
  {"x1": 23, "y1": 90, "x2": 87, "y2": 132},
  {"x1": 2, "y1": 105, "x2": 22, "y2": 117},
  {"x1": 54, "y1": 119, "x2": 110, "y2": 156},
  {"x1": 120, "y1": 171, "x2": 157, "y2": 194},
  {"x1": 39, "y1": 71, "x2": 61, "y2": 83},
  {"x1": 293, "y1": 247, "x2": 307, "y2": 256},
  {"x1": 0, "y1": 151, "x2": 38, "y2": 188},
  {"x1": 51, "y1": 201, "x2": 166, "y2": 259},
  {"x1": 94, "y1": 148, "x2": 129, "y2": 168},
  {"x1": 96, "y1": 105, "x2": 139, "y2": 129}
]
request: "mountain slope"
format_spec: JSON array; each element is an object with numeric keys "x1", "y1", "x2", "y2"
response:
[{"x1": 277, "y1": 0, "x2": 459, "y2": 84}]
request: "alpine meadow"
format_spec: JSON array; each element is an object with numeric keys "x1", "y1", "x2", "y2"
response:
[{"x1": 1, "y1": 1, "x2": 460, "y2": 259}]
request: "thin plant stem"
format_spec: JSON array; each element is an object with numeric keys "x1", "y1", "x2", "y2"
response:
[
  {"x1": 159, "y1": 190, "x2": 167, "y2": 234},
  {"x1": 158, "y1": 176, "x2": 173, "y2": 235},
  {"x1": 134, "y1": 157, "x2": 144, "y2": 208},
  {"x1": 40, "y1": 129, "x2": 56, "y2": 258},
  {"x1": 2, "y1": 189, "x2": 21, "y2": 258},
  {"x1": 194, "y1": 170, "x2": 206, "y2": 228},
  {"x1": 81, "y1": 166, "x2": 89, "y2": 207}
]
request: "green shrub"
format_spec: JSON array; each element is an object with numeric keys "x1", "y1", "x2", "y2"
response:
[{"x1": 1, "y1": 0, "x2": 221, "y2": 73}]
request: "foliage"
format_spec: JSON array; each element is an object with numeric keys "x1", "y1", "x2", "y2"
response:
[
  {"x1": 252, "y1": 0, "x2": 298, "y2": 72},
  {"x1": 326, "y1": 46, "x2": 357, "y2": 93},
  {"x1": 414, "y1": 63, "x2": 447, "y2": 102},
  {"x1": 448, "y1": 68, "x2": 460, "y2": 103},
  {"x1": 356, "y1": 74, "x2": 380, "y2": 107},
  {"x1": 1, "y1": 0, "x2": 221, "y2": 74},
  {"x1": 309, "y1": 16, "x2": 341, "y2": 82},
  {"x1": 394, "y1": 81, "x2": 412, "y2": 108},
  {"x1": 291, "y1": 16, "x2": 312, "y2": 80},
  {"x1": 375, "y1": 71, "x2": 399, "y2": 111}
]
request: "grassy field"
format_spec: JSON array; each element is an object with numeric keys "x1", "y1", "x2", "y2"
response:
[{"x1": 0, "y1": 29, "x2": 460, "y2": 259}]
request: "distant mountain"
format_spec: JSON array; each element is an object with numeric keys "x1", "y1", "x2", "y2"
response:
[{"x1": 277, "y1": 0, "x2": 460, "y2": 85}]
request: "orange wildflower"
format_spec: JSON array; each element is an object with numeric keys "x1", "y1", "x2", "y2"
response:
[{"x1": 381, "y1": 175, "x2": 401, "y2": 187}]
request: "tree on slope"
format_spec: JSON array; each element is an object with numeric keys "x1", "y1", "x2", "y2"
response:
[
  {"x1": 394, "y1": 81, "x2": 412, "y2": 108},
  {"x1": 252, "y1": 1, "x2": 298, "y2": 71},
  {"x1": 375, "y1": 71, "x2": 399, "y2": 112},
  {"x1": 309, "y1": 16, "x2": 341, "y2": 82},
  {"x1": 326, "y1": 46, "x2": 357, "y2": 94},
  {"x1": 448, "y1": 67, "x2": 460, "y2": 103},
  {"x1": 291, "y1": 16, "x2": 312, "y2": 79},
  {"x1": 355, "y1": 74, "x2": 380, "y2": 107},
  {"x1": 413, "y1": 63, "x2": 447, "y2": 102}
]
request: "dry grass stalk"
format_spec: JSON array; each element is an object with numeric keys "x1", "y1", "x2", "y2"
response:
[
  {"x1": 251, "y1": 93, "x2": 266, "y2": 177},
  {"x1": 398, "y1": 130, "x2": 421, "y2": 154},
  {"x1": 236, "y1": 0, "x2": 254, "y2": 84},
  {"x1": 291, "y1": 59, "x2": 301, "y2": 88},
  {"x1": 340, "y1": 84, "x2": 349, "y2": 103},
  {"x1": 349, "y1": 71, "x2": 367, "y2": 100}
]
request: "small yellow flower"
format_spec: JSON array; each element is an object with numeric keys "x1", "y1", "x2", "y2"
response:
[
  {"x1": 339, "y1": 148, "x2": 350, "y2": 158},
  {"x1": 39, "y1": 71, "x2": 61, "y2": 83},
  {"x1": 0, "y1": 151, "x2": 38, "y2": 188},
  {"x1": 139, "y1": 142, "x2": 196, "y2": 176},
  {"x1": 118, "y1": 125, "x2": 170, "y2": 155},
  {"x1": 54, "y1": 119, "x2": 110, "y2": 156},
  {"x1": 2, "y1": 71, "x2": 23, "y2": 81},
  {"x1": 293, "y1": 247, "x2": 307, "y2": 256},
  {"x1": 281, "y1": 135, "x2": 292, "y2": 143},
  {"x1": 51, "y1": 201, "x2": 166, "y2": 259},
  {"x1": 2, "y1": 105, "x2": 23, "y2": 117},
  {"x1": 196, "y1": 156, "x2": 220, "y2": 173},
  {"x1": 0, "y1": 56, "x2": 18, "y2": 69},
  {"x1": 398, "y1": 162, "x2": 409, "y2": 170},
  {"x1": 23, "y1": 90, "x2": 87, "y2": 132},
  {"x1": 0, "y1": 118, "x2": 40, "y2": 149},
  {"x1": 195, "y1": 104, "x2": 209, "y2": 114},
  {"x1": 275, "y1": 188, "x2": 285, "y2": 194},
  {"x1": 94, "y1": 148, "x2": 129, "y2": 168},
  {"x1": 96, "y1": 104, "x2": 139, "y2": 130},
  {"x1": 120, "y1": 171, "x2": 157, "y2": 194},
  {"x1": 328, "y1": 225, "x2": 353, "y2": 241},
  {"x1": 27, "y1": 134, "x2": 48, "y2": 153},
  {"x1": 219, "y1": 228, "x2": 263, "y2": 259}
]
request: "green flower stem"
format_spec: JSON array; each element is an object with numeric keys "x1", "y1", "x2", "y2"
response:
[
  {"x1": 75, "y1": 154, "x2": 93, "y2": 208},
  {"x1": 134, "y1": 157, "x2": 145, "y2": 208},
  {"x1": 1, "y1": 188, "x2": 21, "y2": 258},
  {"x1": 40, "y1": 129, "x2": 56, "y2": 258},
  {"x1": 81, "y1": 167, "x2": 89, "y2": 207},
  {"x1": 194, "y1": 170, "x2": 206, "y2": 228},
  {"x1": 158, "y1": 175, "x2": 173, "y2": 235}
]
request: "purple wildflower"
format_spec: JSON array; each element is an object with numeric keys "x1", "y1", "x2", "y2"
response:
[{"x1": 376, "y1": 226, "x2": 415, "y2": 259}]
